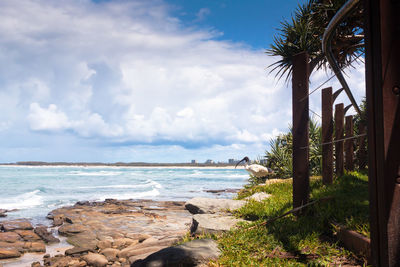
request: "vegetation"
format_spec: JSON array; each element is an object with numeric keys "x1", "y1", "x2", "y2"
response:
[
  {"x1": 265, "y1": 117, "x2": 322, "y2": 179},
  {"x1": 267, "y1": 0, "x2": 364, "y2": 82},
  {"x1": 214, "y1": 172, "x2": 369, "y2": 266}
]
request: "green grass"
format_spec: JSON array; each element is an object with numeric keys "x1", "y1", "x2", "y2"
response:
[{"x1": 215, "y1": 171, "x2": 369, "y2": 266}]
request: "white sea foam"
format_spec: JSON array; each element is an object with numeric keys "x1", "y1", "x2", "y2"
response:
[
  {"x1": 67, "y1": 170, "x2": 122, "y2": 176},
  {"x1": 77, "y1": 180, "x2": 162, "y2": 189},
  {"x1": 0, "y1": 190, "x2": 43, "y2": 210}
]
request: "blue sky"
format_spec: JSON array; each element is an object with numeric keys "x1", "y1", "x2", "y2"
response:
[{"x1": 0, "y1": 0, "x2": 365, "y2": 163}]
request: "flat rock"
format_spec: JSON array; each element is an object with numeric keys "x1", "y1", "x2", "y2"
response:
[
  {"x1": 82, "y1": 252, "x2": 108, "y2": 267},
  {"x1": 0, "y1": 209, "x2": 7, "y2": 218},
  {"x1": 1, "y1": 220, "x2": 33, "y2": 231},
  {"x1": 100, "y1": 247, "x2": 119, "y2": 261},
  {"x1": 0, "y1": 232, "x2": 20, "y2": 243},
  {"x1": 190, "y1": 214, "x2": 246, "y2": 235},
  {"x1": 132, "y1": 239, "x2": 220, "y2": 267},
  {"x1": 0, "y1": 248, "x2": 21, "y2": 259},
  {"x1": 185, "y1": 197, "x2": 245, "y2": 214},
  {"x1": 34, "y1": 226, "x2": 60, "y2": 243},
  {"x1": 58, "y1": 223, "x2": 88, "y2": 236},
  {"x1": 65, "y1": 246, "x2": 93, "y2": 256},
  {"x1": 245, "y1": 192, "x2": 272, "y2": 201},
  {"x1": 15, "y1": 230, "x2": 41, "y2": 241}
]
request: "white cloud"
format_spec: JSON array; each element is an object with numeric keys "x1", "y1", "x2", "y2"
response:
[{"x1": 0, "y1": 0, "x2": 365, "y2": 162}]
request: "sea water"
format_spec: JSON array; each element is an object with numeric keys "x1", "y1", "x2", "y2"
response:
[{"x1": 0, "y1": 165, "x2": 248, "y2": 225}]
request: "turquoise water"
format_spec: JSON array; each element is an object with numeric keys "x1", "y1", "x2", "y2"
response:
[{"x1": 0, "y1": 165, "x2": 248, "y2": 224}]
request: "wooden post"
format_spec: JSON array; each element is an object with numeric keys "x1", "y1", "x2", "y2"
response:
[
  {"x1": 322, "y1": 87, "x2": 333, "y2": 184},
  {"x1": 365, "y1": 0, "x2": 400, "y2": 265},
  {"x1": 292, "y1": 52, "x2": 310, "y2": 210},
  {"x1": 357, "y1": 123, "x2": 367, "y2": 170},
  {"x1": 345, "y1": 115, "x2": 354, "y2": 171},
  {"x1": 334, "y1": 103, "x2": 344, "y2": 177}
]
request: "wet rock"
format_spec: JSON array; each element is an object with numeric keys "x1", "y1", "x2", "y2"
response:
[
  {"x1": 190, "y1": 214, "x2": 246, "y2": 235},
  {"x1": 34, "y1": 226, "x2": 60, "y2": 243},
  {"x1": 0, "y1": 248, "x2": 21, "y2": 259},
  {"x1": 185, "y1": 197, "x2": 246, "y2": 214},
  {"x1": 0, "y1": 232, "x2": 20, "y2": 243},
  {"x1": 132, "y1": 239, "x2": 220, "y2": 267},
  {"x1": 97, "y1": 240, "x2": 112, "y2": 250},
  {"x1": 0, "y1": 209, "x2": 7, "y2": 218},
  {"x1": 1, "y1": 219, "x2": 33, "y2": 231},
  {"x1": 82, "y1": 252, "x2": 108, "y2": 267},
  {"x1": 245, "y1": 192, "x2": 271, "y2": 201}
]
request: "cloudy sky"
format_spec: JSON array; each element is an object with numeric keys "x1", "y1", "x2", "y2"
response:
[{"x1": 0, "y1": 0, "x2": 365, "y2": 163}]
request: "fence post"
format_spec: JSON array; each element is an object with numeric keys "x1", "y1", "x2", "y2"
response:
[
  {"x1": 358, "y1": 123, "x2": 367, "y2": 170},
  {"x1": 322, "y1": 87, "x2": 333, "y2": 184},
  {"x1": 335, "y1": 103, "x2": 344, "y2": 177},
  {"x1": 292, "y1": 52, "x2": 310, "y2": 210},
  {"x1": 345, "y1": 115, "x2": 354, "y2": 171}
]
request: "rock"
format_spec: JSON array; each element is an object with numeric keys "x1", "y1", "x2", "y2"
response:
[
  {"x1": 0, "y1": 248, "x2": 21, "y2": 259},
  {"x1": 97, "y1": 240, "x2": 112, "y2": 250},
  {"x1": 31, "y1": 261, "x2": 42, "y2": 267},
  {"x1": 0, "y1": 209, "x2": 7, "y2": 217},
  {"x1": 132, "y1": 239, "x2": 220, "y2": 267},
  {"x1": 66, "y1": 232, "x2": 98, "y2": 250},
  {"x1": 119, "y1": 246, "x2": 166, "y2": 259},
  {"x1": 34, "y1": 226, "x2": 60, "y2": 243},
  {"x1": 65, "y1": 246, "x2": 93, "y2": 256},
  {"x1": 15, "y1": 230, "x2": 42, "y2": 241},
  {"x1": 58, "y1": 223, "x2": 88, "y2": 235},
  {"x1": 0, "y1": 241, "x2": 25, "y2": 253},
  {"x1": 125, "y1": 233, "x2": 151, "y2": 242},
  {"x1": 190, "y1": 214, "x2": 246, "y2": 235},
  {"x1": 82, "y1": 252, "x2": 108, "y2": 267},
  {"x1": 245, "y1": 192, "x2": 271, "y2": 201},
  {"x1": 25, "y1": 241, "x2": 46, "y2": 252},
  {"x1": 113, "y1": 238, "x2": 138, "y2": 249},
  {"x1": 185, "y1": 197, "x2": 246, "y2": 214},
  {"x1": 0, "y1": 232, "x2": 20, "y2": 243},
  {"x1": 100, "y1": 247, "x2": 119, "y2": 261},
  {"x1": 1, "y1": 219, "x2": 33, "y2": 231}
]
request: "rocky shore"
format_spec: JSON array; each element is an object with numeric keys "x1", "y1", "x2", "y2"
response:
[{"x1": 0, "y1": 193, "x2": 268, "y2": 267}]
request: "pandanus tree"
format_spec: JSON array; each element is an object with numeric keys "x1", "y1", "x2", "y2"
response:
[{"x1": 266, "y1": 0, "x2": 364, "y2": 81}]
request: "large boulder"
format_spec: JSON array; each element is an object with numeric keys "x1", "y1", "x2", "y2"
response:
[
  {"x1": 82, "y1": 252, "x2": 108, "y2": 267},
  {"x1": 0, "y1": 232, "x2": 20, "y2": 243},
  {"x1": 185, "y1": 198, "x2": 245, "y2": 214},
  {"x1": 131, "y1": 238, "x2": 220, "y2": 267},
  {"x1": 190, "y1": 214, "x2": 245, "y2": 235}
]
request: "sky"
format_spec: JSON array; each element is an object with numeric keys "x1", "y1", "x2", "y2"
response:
[{"x1": 0, "y1": 0, "x2": 366, "y2": 163}]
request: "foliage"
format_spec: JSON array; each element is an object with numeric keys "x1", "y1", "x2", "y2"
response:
[
  {"x1": 266, "y1": 0, "x2": 364, "y2": 82},
  {"x1": 216, "y1": 172, "x2": 369, "y2": 266},
  {"x1": 265, "y1": 117, "x2": 322, "y2": 179}
]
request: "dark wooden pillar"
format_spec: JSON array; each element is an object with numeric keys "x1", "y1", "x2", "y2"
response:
[
  {"x1": 345, "y1": 115, "x2": 354, "y2": 171},
  {"x1": 334, "y1": 103, "x2": 344, "y2": 177},
  {"x1": 292, "y1": 52, "x2": 310, "y2": 209},
  {"x1": 322, "y1": 87, "x2": 333, "y2": 184},
  {"x1": 365, "y1": 0, "x2": 400, "y2": 265}
]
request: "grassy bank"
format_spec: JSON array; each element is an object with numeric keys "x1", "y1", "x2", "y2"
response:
[{"x1": 214, "y1": 171, "x2": 369, "y2": 266}]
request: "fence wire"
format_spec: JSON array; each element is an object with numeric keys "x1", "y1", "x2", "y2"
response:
[{"x1": 299, "y1": 133, "x2": 367, "y2": 150}]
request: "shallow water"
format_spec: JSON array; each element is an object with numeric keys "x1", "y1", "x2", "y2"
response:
[{"x1": 0, "y1": 165, "x2": 248, "y2": 224}]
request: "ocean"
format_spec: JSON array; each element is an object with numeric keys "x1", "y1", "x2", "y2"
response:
[{"x1": 0, "y1": 165, "x2": 248, "y2": 225}]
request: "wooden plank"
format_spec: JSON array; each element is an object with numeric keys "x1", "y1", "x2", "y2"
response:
[
  {"x1": 345, "y1": 115, "x2": 354, "y2": 171},
  {"x1": 291, "y1": 52, "x2": 310, "y2": 210},
  {"x1": 322, "y1": 87, "x2": 333, "y2": 184},
  {"x1": 334, "y1": 103, "x2": 344, "y2": 177}
]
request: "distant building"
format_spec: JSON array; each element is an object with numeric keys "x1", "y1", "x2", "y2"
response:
[
  {"x1": 191, "y1": 160, "x2": 197, "y2": 164},
  {"x1": 205, "y1": 159, "x2": 214, "y2": 164},
  {"x1": 228, "y1": 159, "x2": 236, "y2": 164}
]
